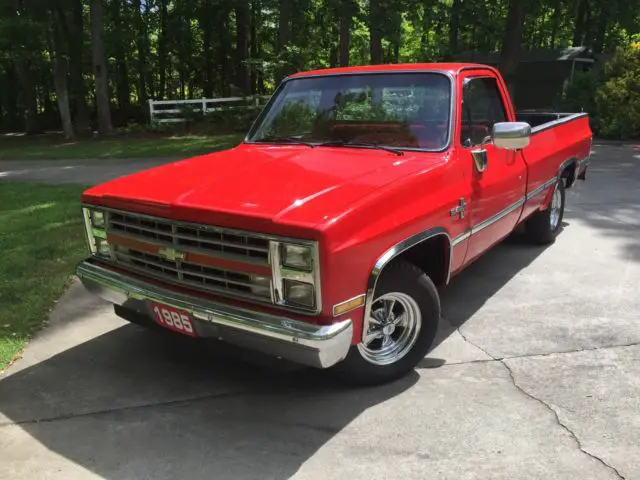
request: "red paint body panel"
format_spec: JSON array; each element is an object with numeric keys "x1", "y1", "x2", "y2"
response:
[{"x1": 82, "y1": 63, "x2": 592, "y2": 346}]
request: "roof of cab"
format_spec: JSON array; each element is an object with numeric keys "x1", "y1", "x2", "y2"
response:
[{"x1": 287, "y1": 63, "x2": 491, "y2": 79}]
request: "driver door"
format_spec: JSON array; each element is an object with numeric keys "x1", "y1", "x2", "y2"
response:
[{"x1": 460, "y1": 74, "x2": 527, "y2": 265}]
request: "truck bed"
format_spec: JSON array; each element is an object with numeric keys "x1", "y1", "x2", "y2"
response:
[{"x1": 516, "y1": 111, "x2": 588, "y2": 132}]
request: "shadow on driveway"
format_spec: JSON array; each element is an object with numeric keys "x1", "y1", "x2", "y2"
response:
[
  {"x1": 0, "y1": 146, "x2": 636, "y2": 478},
  {"x1": 0, "y1": 234, "x2": 550, "y2": 479}
]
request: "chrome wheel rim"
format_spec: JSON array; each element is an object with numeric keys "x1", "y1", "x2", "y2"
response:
[
  {"x1": 549, "y1": 183, "x2": 562, "y2": 230},
  {"x1": 358, "y1": 292, "x2": 422, "y2": 366}
]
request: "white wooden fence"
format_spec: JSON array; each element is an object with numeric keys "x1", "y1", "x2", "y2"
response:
[{"x1": 149, "y1": 96, "x2": 270, "y2": 123}]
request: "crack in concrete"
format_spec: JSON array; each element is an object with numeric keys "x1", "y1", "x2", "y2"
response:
[
  {"x1": 444, "y1": 339, "x2": 640, "y2": 366},
  {"x1": 457, "y1": 327, "x2": 626, "y2": 480},
  {"x1": 0, "y1": 389, "x2": 263, "y2": 428}
]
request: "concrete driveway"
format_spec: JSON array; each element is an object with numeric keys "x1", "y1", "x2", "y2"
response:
[
  {"x1": 0, "y1": 144, "x2": 639, "y2": 479},
  {"x1": 0, "y1": 157, "x2": 178, "y2": 185}
]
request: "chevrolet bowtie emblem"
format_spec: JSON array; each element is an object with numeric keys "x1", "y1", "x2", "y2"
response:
[{"x1": 158, "y1": 247, "x2": 186, "y2": 261}]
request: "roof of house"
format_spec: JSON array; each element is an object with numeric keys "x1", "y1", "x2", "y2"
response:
[{"x1": 453, "y1": 46, "x2": 597, "y2": 65}]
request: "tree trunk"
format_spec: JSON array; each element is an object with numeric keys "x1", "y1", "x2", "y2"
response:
[
  {"x1": 50, "y1": 8, "x2": 75, "y2": 140},
  {"x1": 235, "y1": 0, "x2": 251, "y2": 95},
  {"x1": 369, "y1": 0, "x2": 383, "y2": 64},
  {"x1": 329, "y1": 20, "x2": 339, "y2": 67},
  {"x1": 3, "y1": 66, "x2": 19, "y2": 128},
  {"x1": 573, "y1": 0, "x2": 587, "y2": 46},
  {"x1": 499, "y1": 0, "x2": 526, "y2": 97},
  {"x1": 250, "y1": 0, "x2": 260, "y2": 93},
  {"x1": 339, "y1": 6, "x2": 351, "y2": 67},
  {"x1": 134, "y1": 0, "x2": 148, "y2": 109},
  {"x1": 582, "y1": 0, "x2": 594, "y2": 47},
  {"x1": 593, "y1": 4, "x2": 609, "y2": 53},
  {"x1": 329, "y1": 45, "x2": 338, "y2": 68},
  {"x1": 158, "y1": 0, "x2": 168, "y2": 99},
  {"x1": 276, "y1": 0, "x2": 292, "y2": 83},
  {"x1": 113, "y1": 0, "x2": 131, "y2": 116},
  {"x1": 218, "y1": 5, "x2": 232, "y2": 96},
  {"x1": 202, "y1": 0, "x2": 214, "y2": 97},
  {"x1": 52, "y1": 57, "x2": 75, "y2": 140},
  {"x1": 90, "y1": 0, "x2": 113, "y2": 135},
  {"x1": 143, "y1": 0, "x2": 154, "y2": 99},
  {"x1": 449, "y1": 0, "x2": 461, "y2": 57},
  {"x1": 68, "y1": 0, "x2": 91, "y2": 135},
  {"x1": 549, "y1": 0, "x2": 562, "y2": 48},
  {"x1": 18, "y1": 60, "x2": 38, "y2": 134}
]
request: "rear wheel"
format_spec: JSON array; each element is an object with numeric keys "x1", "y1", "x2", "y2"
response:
[
  {"x1": 334, "y1": 260, "x2": 440, "y2": 386},
  {"x1": 524, "y1": 178, "x2": 565, "y2": 245}
]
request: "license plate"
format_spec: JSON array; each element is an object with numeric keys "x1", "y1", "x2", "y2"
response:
[{"x1": 150, "y1": 302, "x2": 197, "y2": 337}]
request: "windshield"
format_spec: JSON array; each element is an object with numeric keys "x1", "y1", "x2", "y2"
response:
[{"x1": 246, "y1": 73, "x2": 452, "y2": 151}]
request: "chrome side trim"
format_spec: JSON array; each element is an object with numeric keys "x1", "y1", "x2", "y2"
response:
[
  {"x1": 76, "y1": 261, "x2": 352, "y2": 369},
  {"x1": 451, "y1": 230, "x2": 471, "y2": 247},
  {"x1": 526, "y1": 177, "x2": 558, "y2": 201},
  {"x1": 471, "y1": 197, "x2": 526, "y2": 235},
  {"x1": 363, "y1": 227, "x2": 451, "y2": 343}
]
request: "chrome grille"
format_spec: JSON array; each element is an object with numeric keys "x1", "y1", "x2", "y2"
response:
[
  {"x1": 105, "y1": 210, "x2": 273, "y2": 302},
  {"x1": 112, "y1": 246, "x2": 272, "y2": 301},
  {"x1": 108, "y1": 211, "x2": 270, "y2": 262}
]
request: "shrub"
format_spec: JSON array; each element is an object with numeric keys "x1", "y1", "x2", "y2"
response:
[
  {"x1": 204, "y1": 106, "x2": 262, "y2": 132},
  {"x1": 595, "y1": 42, "x2": 640, "y2": 139},
  {"x1": 555, "y1": 69, "x2": 601, "y2": 118}
]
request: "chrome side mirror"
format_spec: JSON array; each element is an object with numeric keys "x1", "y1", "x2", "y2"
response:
[{"x1": 493, "y1": 122, "x2": 531, "y2": 150}]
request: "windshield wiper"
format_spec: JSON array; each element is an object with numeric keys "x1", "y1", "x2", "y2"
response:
[
  {"x1": 255, "y1": 136, "x2": 315, "y2": 148},
  {"x1": 317, "y1": 140, "x2": 404, "y2": 156}
]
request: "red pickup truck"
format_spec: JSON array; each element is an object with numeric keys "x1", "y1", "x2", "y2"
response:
[{"x1": 77, "y1": 63, "x2": 592, "y2": 384}]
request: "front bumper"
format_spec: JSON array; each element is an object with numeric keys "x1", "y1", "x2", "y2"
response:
[{"x1": 76, "y1": 261, "x2": 353, "y2": 368}]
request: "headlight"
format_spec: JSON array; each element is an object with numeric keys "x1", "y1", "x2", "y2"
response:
[
  {"x1": 83, "y1": 207, "x2": 110, "y2": 258},
  {"x1": 271, "y1": 240, "x2": 320, "y2": 313},
  {"x1": 281, "y1": 244, "x2": 313, "y2": 271},
  {"x1": 283, "y1": 279, "x2": 315, "y2": 308},
  {"x1": 91, "y1": 210, "x2": 105, "y2": 228}
]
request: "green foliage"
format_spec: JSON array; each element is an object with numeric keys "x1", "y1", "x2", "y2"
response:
[
  {"x1": 204, "y1": 107, "x2": 263, "y2": 133},
  {"x1": 595, "y1": 43, "x2": 640, "y2": 139},
  {"x1": 555, "y1": 69, "x2": 601, "y2": 117},
  {"x1": 258, "y1": 101, "x2": 317, "y2": 137},
  {"x1": 0, "y1": 182, "x2": 87, "y2": 370},
  {"x1": 2, "y1": 0, "x2": 640, "y2": 134}
]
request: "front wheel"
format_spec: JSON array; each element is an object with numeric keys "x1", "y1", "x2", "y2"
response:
[{"x1": 333, "y1": 260, "x2": 440, "y2": 386}]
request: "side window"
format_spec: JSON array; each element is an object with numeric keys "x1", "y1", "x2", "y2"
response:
[{"x1": 460, "y1": 77, "x2": 508, "y2": 147}]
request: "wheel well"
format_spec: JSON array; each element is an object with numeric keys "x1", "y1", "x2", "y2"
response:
[
  {"x1": 393, "y1": 234, "x2": 450, "y2": 287},
  {"x1": 561, "y1": 160, "x2": 577, "y2": 189}
]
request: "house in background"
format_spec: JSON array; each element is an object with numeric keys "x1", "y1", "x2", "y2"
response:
[{"x1": 454, "y1": 46, "x2": 609, "y2": 110}]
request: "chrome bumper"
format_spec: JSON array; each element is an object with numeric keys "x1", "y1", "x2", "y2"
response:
[{"x1": 76, "y1": 261, "x2": 353, "y2": 368}]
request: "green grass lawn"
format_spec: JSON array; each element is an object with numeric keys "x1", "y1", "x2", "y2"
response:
[
  {"x1": 0, "y1": 133, "x2": 243, "y2": 161},
  {"x1": 0, "y1": 182, "x2": 88, "y2": 370}
]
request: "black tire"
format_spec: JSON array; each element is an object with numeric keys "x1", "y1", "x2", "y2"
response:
[
  {"x1": 524, "y1": 178, "x2": 565, "y2": 245},
  {"x1": 333, "y1": 259, "x2": 440, "y2": 386}
]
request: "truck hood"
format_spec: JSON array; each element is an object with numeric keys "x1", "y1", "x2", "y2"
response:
[{"x1": 83, "y1": 144, "x2": 446, "y2": 231}]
